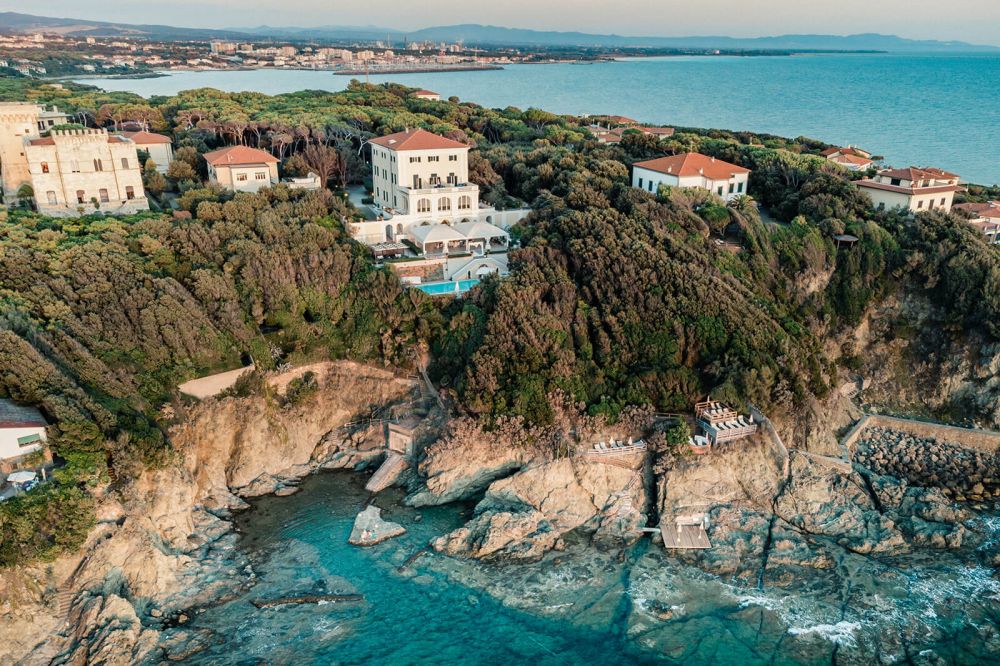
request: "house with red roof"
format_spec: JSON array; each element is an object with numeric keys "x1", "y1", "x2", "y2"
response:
[
  {"x1": 411, "y1": 89, "x2": 441, "y2": 101},
  {"x1": 632, "y1": 152, "x2": 751, "y2": 201},
  {"x1": 954, "y1": 201, "x2": 1000, "y2": 245},
  {"x1": 204, "y1": 145, "x2": 279, "y2": 193},
  {"x1": 856, "y1": 166, "x2": 961, "y2": 213},
  {"x1": 0, "y1": 399, "x2": 48, "y2": 475},
  {"x1": 120, "y1": 130, "x2": 174, "y2": 173},
  {"x1": 821, "y1": 146, "x2": 874, "y2": 172}
]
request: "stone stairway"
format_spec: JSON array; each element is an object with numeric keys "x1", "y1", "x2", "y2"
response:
[{"x1": 365, "y1": 452, "x2": 409, "y2": 493}]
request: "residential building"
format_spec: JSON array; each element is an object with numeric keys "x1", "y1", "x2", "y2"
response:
[
  {"x1": 954, "y1": 201, "x2": 1000, "y2": 244},
  {"x1": 369, "y1": 128, "x2": 477, "y2": 223},
  {"x1": 121, "y1": 130, "x2": 174, "y2": 172},
  {"x1": 590, "y1": 124, "x2": 675, "y2": 144},
  {"x1": 0, "y1": 399, "x2": 48, "y2": 475},
  {"x1": 856, "y1": 167, "x2": 961, "y2": 213},
  {"x1": 821, "y1": 146, "x2": 874, "y2": 171},
  {"x1": 632, "y1": 152, "x2": 751, "y2": 201},
  {"x1": 25, "y1": 129, "x2": 149, "y2": 216},
  {"x1": 37, "y1": 105, "x2": 71, "y2": 132},
  {"x1": 412, "y1": 89, "x2": 442, "y2": 101},
  {"x1": 203, "y1": 145, "x2": 279, "y2": 192},
  {"x1": 0, "y1": 103, "x2": 38, "y2": 198}
]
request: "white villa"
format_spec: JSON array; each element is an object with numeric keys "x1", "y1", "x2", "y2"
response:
[
  {"x1": 0, "y1": 399, "x2": 48, "y2": 475},
  {"x1": 632, "y1": 152, "x2": 750, "y2": 201},
  {"x1": 821, "y1": 146, "x2": 874, "y2": 171},
  {"x1": 856, "y1": 167, "x2": 961, "y2": 213},
  {"x1": 954, "y1": 201, "x2": 1000, "y2": 244},
  {"x1": 121, "y1": 130, "x2": 174, "y2": 173},
  {"x1": 412, "y1": 89, "x2": 442, "y2": 101},
  {"x1": 351, "y1": 128, "x2": 529, "y2": 285}
]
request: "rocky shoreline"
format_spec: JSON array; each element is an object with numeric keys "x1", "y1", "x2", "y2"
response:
[{"x1": 854, "y1": 425, "x2": 1000, "y2": 503}]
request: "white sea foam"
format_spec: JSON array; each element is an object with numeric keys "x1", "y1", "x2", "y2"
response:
[{"x1": 788, "y1": 621, "x2": 861, "y2": 647}]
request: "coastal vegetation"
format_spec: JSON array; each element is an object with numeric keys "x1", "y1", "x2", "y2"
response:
[{"x1": 0, "y1": 79, "x2": 997, "y2": 566}]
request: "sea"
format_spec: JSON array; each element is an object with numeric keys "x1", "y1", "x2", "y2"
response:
[{"x1": 74, "y1": 53, "x2": 1000, "y2": 185}]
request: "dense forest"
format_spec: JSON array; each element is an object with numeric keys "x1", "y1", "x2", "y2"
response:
[{"x1": 0, "y1": 78, "x2": 997, "y2": 566}]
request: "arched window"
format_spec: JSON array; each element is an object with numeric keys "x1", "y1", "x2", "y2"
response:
[
  {"x1": 76, "y1": 190, "x2": 85, "y2": 204},
  {"x1": 93, "y1": 159, "x2": 104, "y2": 172},
  {"x1": 438, "y1": 197, "x2": 451, "y2": 211},
  {"x1": 458, "y1": 195, "x2": 471, "y2": 210},
  {"x1": 40, "y1": 162, "x2": 49, "y2": 174},
  {"x1": 417, "y1": 198, "x2": 431, "y2": 213}
]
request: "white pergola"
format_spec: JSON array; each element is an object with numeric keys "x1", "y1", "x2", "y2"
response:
[
  {"x1": 410, "y1": 224, "x2": 468, "y2": 255},
  {"x1": 451, "y1": 220, "x2": 509, "y2": 254}
]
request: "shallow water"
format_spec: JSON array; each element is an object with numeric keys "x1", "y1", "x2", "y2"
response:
[
  {"x1": 177, "y1": 470, "x2": 1000, "y2": 665},
  {"x1": 74, "y1": 53, "x2": 1000, "y2": 185}
]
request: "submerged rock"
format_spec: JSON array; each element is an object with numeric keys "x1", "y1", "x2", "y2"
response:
[{"x1": 349, "y1": 505, "x2": 407, "y2": 546}]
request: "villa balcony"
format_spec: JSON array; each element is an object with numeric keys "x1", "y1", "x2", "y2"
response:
[{"x1": 399, "y1": 182, "x2": 479, "y2": 196}]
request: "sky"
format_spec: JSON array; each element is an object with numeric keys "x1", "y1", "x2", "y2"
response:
[{"x1": 3, "y1": 0, "x2": 999, "y2": 46}]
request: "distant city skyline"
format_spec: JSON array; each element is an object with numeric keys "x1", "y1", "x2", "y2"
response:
[{"x1": 2, "y1": 1, "x2": 999, "y2": 46}]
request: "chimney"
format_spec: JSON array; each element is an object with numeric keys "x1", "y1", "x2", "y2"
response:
[
  {"x1": 699, "y1": 168, "x2": 704, "y2": 175},
  {"x1": 710, "y1": 156, "x2": 716, "y2": 162}
]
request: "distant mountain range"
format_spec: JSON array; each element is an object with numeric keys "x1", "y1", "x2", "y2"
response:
[{"x1": 1, "y1": 12, "x2": 997, "y2": 53}]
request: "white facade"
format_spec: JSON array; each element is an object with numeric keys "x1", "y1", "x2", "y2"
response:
[
  {"x1": 0, "y1": 426, "x2": 45, "y2": 463},
  {"x1": 857, "y1": 167, "x2": 960, "y2": 213},
  {"x1": 632, "y1": 153, "x2": 750, "y2": 202}
]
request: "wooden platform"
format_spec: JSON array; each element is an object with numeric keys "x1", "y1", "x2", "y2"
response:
[{"x1": 662, "y1": 523, "x2": 712, "y2": 549}]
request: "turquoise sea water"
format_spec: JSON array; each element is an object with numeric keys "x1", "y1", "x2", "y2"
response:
[{"x1": 75, "y1": 53, "x2": 1000, "y2": 185}]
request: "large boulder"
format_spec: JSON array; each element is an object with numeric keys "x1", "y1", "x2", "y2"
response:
[{"x1": 348, "y1": 505, "x2": 406, "y2": 546}]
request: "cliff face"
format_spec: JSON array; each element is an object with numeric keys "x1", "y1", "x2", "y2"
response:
[{"x1": 0, "y1": 361, "x2": 418, "y2": 666}]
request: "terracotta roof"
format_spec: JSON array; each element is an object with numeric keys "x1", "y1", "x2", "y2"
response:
[
  {"x1": 369, "y1": 128, "x2": 468, "y2": 151},
  {"x1": 0, "y1": 400, "x2": 47, "y2": 429},
  {"x1": 955, "y1": 202, "x2": 1000, "y2": 219},
  {"x1": 27, "y1": 135, "x2": 129, "y2": 146},
  {"x1": 203, "y1": 145, "x2": 278, "y2": 166},
  {"x1": 639, "y1": 127, "x2": 675, "y2": 137},
  {"x1": 412, "y1": 89, "x2": 439, "y2": 96},
  {"x1": 830, "y1": 154, "x2": 873, "y2": 167},
  {"x1": 856, "y1": 180, "x2": 960, "y2": 195},
  {"x1": 822, "y1": 146, "x2": 871, "y2": 158},
  {"x1": 877, "y1": 166, "x2": 959, "y2": 181},
  {"x1": 120, "y1": 131, "x2": 172, "y2": 145},
  {"x1": 633, "y1": 152, "x2": 750, "y2": 180}
]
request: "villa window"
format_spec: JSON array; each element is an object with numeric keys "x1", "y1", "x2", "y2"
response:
[
  {"x1": 917, "y1": 200, "x2": 923, "y2": 209},
  {"x1": 430, "y1": 173, "x2": 440, "y2": 185},
  {"x1": 46, "y1": 190, "x2": 57, "y2": 205},
  {"x1": 728, "y1": 183, "x2": 735, "y2": 194},
  {"x1": 121, "y1": 157, "x2": 129, "y2": 169},
  {"x1": 449, "y1": 155, "x2": 458, "y2": 162},
  {"x1": 428, "y1": 156, "x2": 439, "y2": 162},
  {"x1": 940, "y1": 198, "x2": 946, "y2": 206},
  {"x1": 410, "y1": 156, "x2": 421, "y2": 163},
  {"x1": 413, "y1": 175, "x2": 422, "y2": 188},
  {"x1": 928, "y1": 200, "x2": 934, "y2": 210},
  {"x1": 237, "y1": 174, "x2": 248, "y2": 182},
  {"x1": 717, "y1": 186, "x2": 724, "y2": 196},
  {"x1": 890, "y1": 178, "x2": 901, "y2": 186},
  {"x1": 447, "y1": 172, "x2": 457, "y2": 185},
  {"x1": 99, "y1": 188, "x2": 109, "y2": 203},
  {"x1": 125, "y1": 186, "x2": 135, "y2": 200},
  {"x1": 70, "y1": 160, "x2": 80, "y2": 173},
  {"x1": 94, "y1": 159, "x2": 103, "y2": 172},
  {"x1": 638, "y1": 178, "x2": 643, "y2": 189},
  {"x1": 417, "y1": 198, "x2": 431, "y2": 213},
  {"x1": 255, "y1": 172, "x2": 267, "y2": 180},
  {"x1": 76, "y1": 190, "x2": 85, "y2": 204},
  {"x1": 458, "y1": 195, "x2": 471, "y2": 210},
  {"x1": 648, "y1": 182, "x2": 654, "y2": 192},
  {"x1": 40, "y1": 161, "x2": 49, "y2": 173},
  {"x1": 438, "y1": 197, "x2": 451, "y2": 211},
  {"x1": 738, "y1": 182, "x2": 744, "y2": 193}
]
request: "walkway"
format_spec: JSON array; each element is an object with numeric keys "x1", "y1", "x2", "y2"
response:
[{"x1": 365, "y1": 452, "x2": 409, "y2": 493}]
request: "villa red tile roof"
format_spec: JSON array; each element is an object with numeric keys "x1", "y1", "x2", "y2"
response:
[
  {"x1": 370, "y1": 128, "x2": 468, "y2": 151},
  {"x1": 877, "y1": 166, "x2": 959, "y2": 182},
  {"x1": 203, "y1": 145, "x2": 278, "y2": 166},
  {"x1": 821, "y1": 146, "x2": 871, "y2": 158},
  {"x1": 0, "y1": 400, "x2": 47, "y2": 429},
  {"x1": 412, "y1": 90, "x2": 439, "y2": 96},
  {"x1": 856, "y1": 180, "x2": 961, "y2": 195},
  {"x1": 634, "y1": 152, "x2": 750, "y2": 180},
  {"x1": 120, "y1": 131, "x2": 172, "y2": 145},
  {"x1": 829, "y1": 154, "x2": 873, "y2": 167},
  {"x1": 955, "y1": 202, "x2": 1000, "y2": 219},
  {"x1": 27, "y1": 135, "x2": 129, "y2": 146}
]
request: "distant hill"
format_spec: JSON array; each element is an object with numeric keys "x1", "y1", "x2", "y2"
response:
[{"x1": 1, "y1": 12, "x2": 997, "y2": 52}]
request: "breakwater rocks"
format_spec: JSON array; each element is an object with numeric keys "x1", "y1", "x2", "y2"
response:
[{"x1": 854, "y1": 426, "x2": 1000, "y2": 502}]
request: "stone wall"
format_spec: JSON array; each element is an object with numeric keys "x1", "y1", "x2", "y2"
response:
[{"x1": 842, "y1": 414, "x2": 1000, "y2": 455}]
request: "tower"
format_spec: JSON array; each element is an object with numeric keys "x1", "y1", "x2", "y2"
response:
[{"x1": 0, "y1": 103, "x2": 41, "y2": 202}]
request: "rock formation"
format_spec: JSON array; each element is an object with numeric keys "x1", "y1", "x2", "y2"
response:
[{"x1": 349, "y1": 505, "x2": 407, "y2": 546}]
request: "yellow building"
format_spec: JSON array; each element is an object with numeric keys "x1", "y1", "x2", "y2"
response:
[
  {"x1": 1, "y1": 103, "x2": 148, "y2": 216},
  {"x1": 204, "y1": 145, "x2": 279, "y2": 193},
  {"x1": 856, "y1": 167, "x2": 961, "y2": 213}
]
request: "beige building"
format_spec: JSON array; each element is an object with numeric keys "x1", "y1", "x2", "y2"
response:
[
  {"x1": 412, "y1": 89, "x2": 442, "y2": 101},
  {"x1": 1, "y1": 103, "x2": 148, "y2": 216},
  {"x1": 369, "y1": 128, "x2": 477, "y2": 224},
  {"x1": 121, "y1": 131, "x2": 174, "y2": 173},
  {"x1": 632, "y1": 152, "x2": 751, "y2": 201},
  {"x1": 0, "y1": 399, "x2": 47, "y2": 475},
  {"x1": 856, "y1": 167, "x2": 961, "y2": 213},
  {"x1": 25, "y1": 129, "x2": 148, "y2": 216},
  {"x1": 204, "y1": 145, "x2": 279, "y2": 192},
  {"x1": 954, "y1": 201, "x2": 1000, "y2": 245}
]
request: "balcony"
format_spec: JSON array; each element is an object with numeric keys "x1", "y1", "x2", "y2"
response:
[{"x1": 399, "y1": 182, "x2": 479, "y2": 196}]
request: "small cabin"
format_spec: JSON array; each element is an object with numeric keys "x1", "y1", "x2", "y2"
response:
[{"x1": 387, "y1": 417, "x2": 422, "y2": 458}]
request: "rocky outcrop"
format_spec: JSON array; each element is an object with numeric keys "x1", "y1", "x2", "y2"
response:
[
  {"x1": 854, "y1": 426, "x2": 1000, "y2": 501},
  {"x1": 349, "y1": 505, "x2": 406, "y2": 546},
  {"x1": 432, "y1": 457, "x2": 645, "y2": 561}
]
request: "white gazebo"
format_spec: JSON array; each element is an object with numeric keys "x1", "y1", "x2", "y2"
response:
[
  {"x1": 410, "y1": 224, "x2": 468, "y2": 255},
  {"x1": 451, "y1": 220, "x2": 509, "y2": 255}
]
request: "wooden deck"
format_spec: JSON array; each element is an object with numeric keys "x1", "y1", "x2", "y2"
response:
[{"x1": 662, "y1": 523, "x2": 712, "y2": 549}]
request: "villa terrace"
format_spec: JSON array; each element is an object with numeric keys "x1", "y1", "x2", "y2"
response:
[{"x1": 694, "y1": 399, "x2": 758, "y2": 446}]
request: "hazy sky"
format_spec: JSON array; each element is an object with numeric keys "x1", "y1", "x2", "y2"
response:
[{"x1": 5, "y1": 0, "x2": 1000, "y2": 45}]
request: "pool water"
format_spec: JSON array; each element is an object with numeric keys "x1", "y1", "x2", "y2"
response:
[{"x1": 414, "y1": 279, "x2": 480, "y2": 296}]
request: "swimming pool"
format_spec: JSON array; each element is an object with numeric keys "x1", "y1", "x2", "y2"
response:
[{"x1": 414, "y1": 279, "x2": 480, "y2": 295}]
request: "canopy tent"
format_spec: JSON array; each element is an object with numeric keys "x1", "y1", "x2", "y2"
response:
[
  {"x1": 7, "y1": 470, "x2": 37, "y2": 484},
  {"x1": 409, "y1": 223, "x2": 468, "y2": 254}
]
